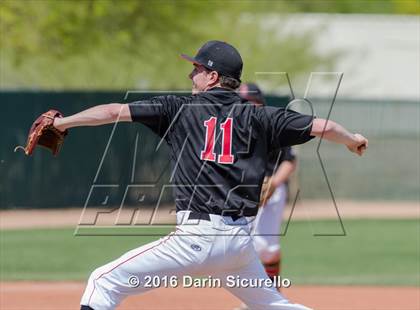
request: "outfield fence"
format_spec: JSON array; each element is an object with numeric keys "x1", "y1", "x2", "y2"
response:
[
  {"x1": 0, "y1": 91, "x2": 418, "y2": 208},
  {"x1": 297, "y1": 98, "x2": 419, "y2": 201}
]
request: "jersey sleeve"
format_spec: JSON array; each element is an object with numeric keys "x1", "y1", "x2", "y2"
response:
[
  {"x1": 257, "y1": 106, "x2": 315, "y2": 149},
  {"x1": 128, "y1": 95, "x2": 185, "y2": 137},
  {"x1": 279, "y1": 146, "x2": 296, "y2": 162}
]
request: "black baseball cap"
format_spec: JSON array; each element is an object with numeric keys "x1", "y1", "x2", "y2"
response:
[{"x1": 181, "y1": 40, "x2": 243, "y2": 82}]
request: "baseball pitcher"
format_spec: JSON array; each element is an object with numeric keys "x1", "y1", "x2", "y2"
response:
[{"x1": 22, "y1": 41, "x2": 368, "y2": 310}]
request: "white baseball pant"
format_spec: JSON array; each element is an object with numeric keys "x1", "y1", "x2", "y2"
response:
[
  {"x1": 80, "y1": 210, "x2": 310, "y2": 310},
  {"x1": 252, "y1": 184, "x2": 287, "y2": 262}
]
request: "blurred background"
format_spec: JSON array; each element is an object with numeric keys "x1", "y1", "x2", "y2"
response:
[
  {"x1": 0, "y1": 1, "x2": 419, "y2": 309},
  {"x1": 1, "y1": 0, "x2": 418, "y2": 207}
]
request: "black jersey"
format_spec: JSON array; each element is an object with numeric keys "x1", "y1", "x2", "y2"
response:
[
  {"x1": 265, "y1": 147, "x2": 296, "y2": 177},
  {"x1": 129, "y1": 87, "x2": 314, "y2": 217}
]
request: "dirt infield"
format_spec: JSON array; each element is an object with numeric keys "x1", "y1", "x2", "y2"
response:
[
  {"x1": 1, "y1": 282, "x2": 419, "y2": 310},
  {"x1": 1, "y1": 200, "x2": 418, "y2": 230}
]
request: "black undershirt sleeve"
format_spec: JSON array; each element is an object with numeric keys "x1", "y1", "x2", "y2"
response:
[{"x1": 279, "y1": 146, "x2": 296, "y2": 162}]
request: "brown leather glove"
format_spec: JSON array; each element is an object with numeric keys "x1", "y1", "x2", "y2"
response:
[{"x1": 16, "y1": 109, "x2": 68, "y2": 156}]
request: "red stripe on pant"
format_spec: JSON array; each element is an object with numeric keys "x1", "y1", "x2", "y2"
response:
[{"x1": 87, "y1": 229, "x2": 182, "y2": 306}]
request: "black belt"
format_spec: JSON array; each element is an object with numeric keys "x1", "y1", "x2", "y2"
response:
[{"x1": 188, "y1": 212, "x2": 242, "y2": 222}]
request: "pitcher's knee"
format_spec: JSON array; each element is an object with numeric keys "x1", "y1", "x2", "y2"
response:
[
  {"x1": 83, "y1": 267, "x2": 118, "y2": 309},
  {"x1": 91, "y1": 267, "x2": 115, "y2": 293},
  {"x1": 89, "y1": 263, "x2": 115, "y2": 284},
  {"x1": 86, "y1": 267, "x2": 104, "y2": 290}
]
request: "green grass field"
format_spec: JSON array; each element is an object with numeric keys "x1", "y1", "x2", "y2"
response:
[{"x1": 1, "y1": 219, "x2": 419, "y2": 286}]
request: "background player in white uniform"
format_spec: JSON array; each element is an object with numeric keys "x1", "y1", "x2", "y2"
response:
[
  {"x1": 254, "y1": 147, "x2": 296, "y2": 280},
  {"x1": 240, "y1": 83, "x2": 296, "y2": 282},
  {"x1": 36, "y1": 41, "x2": 367, "y2": 310}
]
